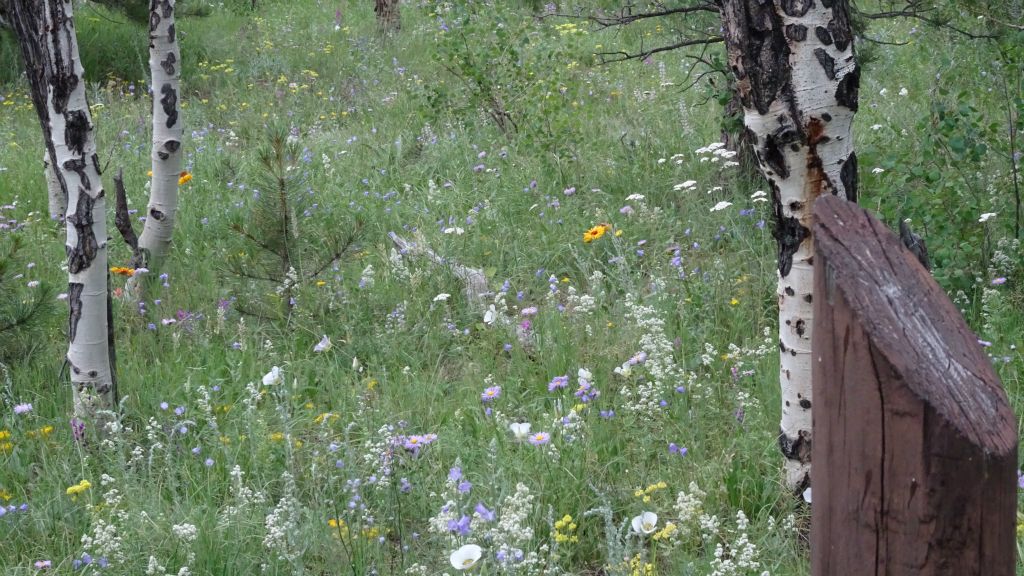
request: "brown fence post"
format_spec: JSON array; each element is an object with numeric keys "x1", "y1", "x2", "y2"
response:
[{"x1": 811, "y1": 195, "x2": 1017, "y2": 575}]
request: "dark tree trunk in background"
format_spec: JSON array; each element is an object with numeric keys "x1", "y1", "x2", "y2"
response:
[{"x1": 374, "y1": 0, "x2": 400, "y2": 34}]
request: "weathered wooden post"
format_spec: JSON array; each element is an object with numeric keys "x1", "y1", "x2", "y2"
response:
[{"x1": 811, "y1": 195, "x2": 1017, "y2": 575}]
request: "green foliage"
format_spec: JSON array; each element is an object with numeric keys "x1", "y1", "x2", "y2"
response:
[
  {"x1": 0, "y1": 235, "x2": 54, "y2": 363},
  {"x1": 224, "y1": 127, "x2": 361, "y2": 325},
  {"x1": 0, "y1": 2, "x2": 1020, "y2": 575}
]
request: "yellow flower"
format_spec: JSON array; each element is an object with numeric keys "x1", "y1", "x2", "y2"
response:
[
  {"x1": 0, "y1": 489, "x2": 12, "y2": 502},
  {"x1": 316, "y1": 280, "x2": 327, "y2": 287},
  {"x1": 147, "y1": 170, "x2": 153, "y2": 177},
  {"x1": 730, "y1": 298, "x2": 739, "y2": 306},
  {"x1": 270, "y1": 432, "x2": 285, "y2": 442},
  {"x1": 109, "y1": 266, "x2": 135, "y2": 277},
  {"x1": 178, "y1": 171, "x2": 193, "y2": 185},
  {"x1": 583, "y1": 223, "x2": 610, "y2": 243},
  {"x1": 66, "y1": 479, "x2": 92, "y2": 499}
]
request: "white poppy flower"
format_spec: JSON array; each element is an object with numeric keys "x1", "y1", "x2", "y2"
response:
[
  {"x1": 578, "y1": 368, "x2": 592, "y2": 381},
  {"x1": 483, "y1": 304, "x2": 497, "y2": 325},
  {"x1": 443, "y1": 227, "x2": 465, "y2": 235},
  {"x1": 631, "y1": 511, "x2": 658, "y2": 535},
  {"x1": 313, "y1": 335, "x2": 332, "y2": 353},
  {"x1": 262, "y1": 366, "x2": 283, "y2": 386},
  {"x1": 450, "y1": 544, "x2": 483, "y2": 570},
  {"x1": 979, "y1": 212, "x2": 997, "y2": 223},
  {"x1": 710, "y1": 201, "x2": 733, "y2": 212},
  {"x1": 626, "y1": 194, "x2": 645, "y2": 201},
  {"x1": 509, "y1": 422, "x2": 531, "y2": 441},
  {"x1": 871, "y1": 167, "x2": 885, "y2": 174},
  {"x1": 750, "y1": 190, "x2": 767, "y2": 199},
  {"x1": 802, "y1": 487, "x2": 812, "y2": 504},
  {"x1": 433, "y1": 293, "x2": 451, "y2": 302}
]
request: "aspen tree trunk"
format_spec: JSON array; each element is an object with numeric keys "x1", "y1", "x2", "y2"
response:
[
  {"x1": 718, "y1": 0, "x2": 860, "y2": 493},
  {"x1": 44, "y1": 151, "x2": 67, "y2": 220},
  {"x1": 11, "y1": 0, "x2": 117, "y2": 420},
  {"x1": 136, "y1": 0, "x2": 182, "y2": 274}
]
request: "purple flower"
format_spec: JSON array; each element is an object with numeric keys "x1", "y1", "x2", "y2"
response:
[
  {"x1": 599, "y1": 410, "x2": 615, "y2": 419},
  {"x1": 400, "y1": 478, "x2": 412, "y2": 493},
  {"x1": 204, "y1": 458, "x2": 214, "y2": 467},
  {"x1": 458, "y1": 480, "x2": 472, "y2": 494},
  {"x1": 474, "y1": 502, "x2": 495, "y2": 521},
  {"x1": 548, "y1": 375, "x2": 569, "y2": 391},
  {"x1": 528, "y1": 432, "x2": 551, "y2": 445},
  {"x1": 13, "y1": 403, "x2": 32, "y2": 415},
  {"x1": 448, "y1": 515, "x2": 472, "y2": 535},
  {"x1": 448, "y1": 467, "x2": 462, "y2": 482},
  {"x1": 992, "y1": 277, "x2": 1007, "y2": 285},
  {"x1": 481, "y1": 386, "x2": 502, "y2": 402},
  {"x1": 70, "y1": 418, "x2": 85, "y2": 443}
]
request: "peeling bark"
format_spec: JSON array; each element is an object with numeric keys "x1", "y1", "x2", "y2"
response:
[
  {"x1": 136, "y1": 0, "x2": 182, "y2": 285},
  {"x1": 11, "y1": 0, "x2": 116, "y2": 421},
  {"x1": 720, "y1": 0, "x2": 859, "y2": 492}
]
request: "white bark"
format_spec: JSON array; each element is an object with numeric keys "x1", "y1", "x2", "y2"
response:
[
  {"x1": 722, "y1": 0, "x2": 859, "y2": 492},
  {"x1": 43, "y1": 150, "x2": 66, "y2": 220},
  {"x1": 38, "y1": 0, "x2": 115, "y2": 418},
  {"x1": 137, "y1": 0, "x2": 182, "y2": 270}
]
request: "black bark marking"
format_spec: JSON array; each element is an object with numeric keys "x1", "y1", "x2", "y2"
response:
[
  {"x1": 68, "y1": 282, "x2": 84, "y2": 343},
  {"x1": 774, "y1": 213, "x2": 809, "y2": 277},
  {"x1": 815, "y1": 26, "x2": 833, "y2": 45},
  {"x1": 66, "y1": 188, "x2": 99, "y2": 274},
  {"x1": 64, "y1": 109, "x2": 90, "y2": 156},
  {"x1": 161, "y1": 52, "x2": 177, "y2": 75},
  {"x1": 821, "y1": 0, "x2": 834, "y2": 6},
  {"x1": 781, "y1": 0, "x2": 814, "y2": 17},
  {"x1": 62, "y1": 157, "x2": 90, "y2": 191},
  {"x1": 795, "y1": 319, "x2": 807, "y2": 337},
  {"x1": 785, "y1": 24, "x2": 807, "y2": 42},
  {"x1": 763, "y1": 133, "x2": 790, "y2": 179},
  {"x1": 150, "y1": 209, "x2": 165, "y2": 221},
  {"x1": 165, "y1": 140, "x2": 180, "y2": 153},
  {"x1": 799, "y1": 398, "x2": 812, "y2": 409},
  {"x1": 158, "y1": 151, "x2": 169, "y2": 161},
  {"x1": 814, "y1": 48, "x2": 836, "y2": 80},
  {"x1": 168, "y1": 23, "x2": 175, "y2": 43},
  {"x1": 804, "y1": 293, "x2": 813, "y2": 303},
  {"x1": 840, "y1": 151, "x2": 858, "y2": 202},
  {"x1": 789, "y1": 201, "x2": 804, "y2": 212},
  {"x1": 835, "y1": 64, "x2": 860, "y2": 111},
  {"x1": 721, "y1": 0, "x2": 791, "y2": 116},
  {"x1": 828, "y1": 7, "x2": 853, "y2": 51},
  {"x1": 779, "y1": 427, "x2": 812, "y2": 464},
  {"x1": 785, "y1": 286, "x2": 796, "y2": 296},
  {"x1": 149, "y1": 10, "x2": 161, "y2": 32},
  {"x1": 821, "y1": 112, "x2": 832, "y2": 122},
  {"x1": 91, "y1": 153, "x2": 101, "y2": 177},
  {"x1": 160, "y1": 84, "x2": 178, "y2": 128}
]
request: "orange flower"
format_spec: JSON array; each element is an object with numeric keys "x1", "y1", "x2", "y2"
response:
[
  {"x1": 109, "y1": 266, "x2": 135, "y2": 277},
  {"x1": 178, "y1": 171, "x2": 193, "y2": 185}
]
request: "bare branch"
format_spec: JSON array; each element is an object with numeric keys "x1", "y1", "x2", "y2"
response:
[
  {"x1": 113, "y1": 169, "x2": 139, "y2": 253},
  {"x1": 596, "y1": 35, "x2": 723, "y2": 64},
  {"x1": 858, "y1": 7, "x2": 998, "y2": 39},
  {"x1": 543, "y1": 2, "x2": 718, "y2": 28}
]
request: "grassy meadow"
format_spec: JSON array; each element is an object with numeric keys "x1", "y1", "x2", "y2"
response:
[{"x1": 0, "y1": 1, "x2": 1021, "y2": 574}]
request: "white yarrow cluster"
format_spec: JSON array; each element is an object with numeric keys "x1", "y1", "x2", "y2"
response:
[
  {"x1": 263, "y1": 471, "x2": 302, "y2": 563},
  {"x1": 617, "y1": 293, "x2": 682, "y2": 416}
]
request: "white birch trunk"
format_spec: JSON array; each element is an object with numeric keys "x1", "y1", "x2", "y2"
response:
[
  {"x1": 13, "y1": 0, "x2": 117, "y2": 419},
  {"x1": 721, "y1": 0, "x2": 859, "y2": 492},
  {"x1": 43, "y1": 150, "x2": 66, "y2": 220},
  {"x1": 137, "y1": 0, "x2": 182, "y2": 271}
]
